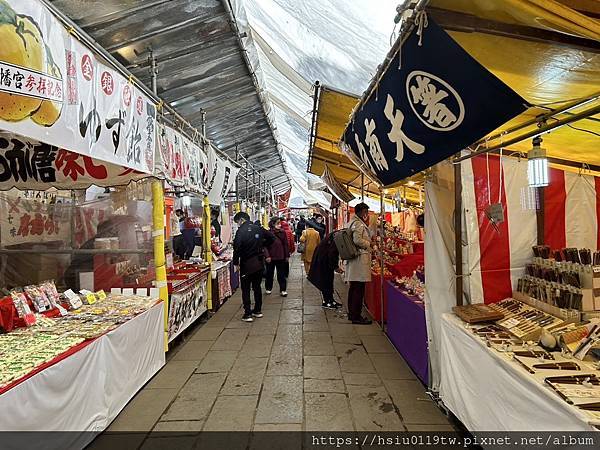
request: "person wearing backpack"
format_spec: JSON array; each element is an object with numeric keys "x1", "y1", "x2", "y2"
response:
[{"x1": 344, "y1": 202, "x2": 373, "y2": 325}]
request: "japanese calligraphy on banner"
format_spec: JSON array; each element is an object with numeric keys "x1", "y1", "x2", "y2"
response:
[
  {"x1": 341, "y1": 18, "x2": 527, "y2": 187},
  {"x1": 156, "y1": 124, "x2": 203, "y2": 191},
  {"x1": 0, "y1": 192, "x2": 69, "y2": 246},
  {"x1": 207, "y1": 147, "x2": 239, "y2": 205},
  {"x1": 0, "y1": 133, "x2": 147, "y2": 190},
  {"x1": 0, "y1": 0, "x2": 156, "y2": 174}
]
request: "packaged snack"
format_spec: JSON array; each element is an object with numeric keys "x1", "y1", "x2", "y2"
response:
[
  {"x1": 39, "y1": 281, "x2": 60, "y2": 305},
  {"x1": 10, "y1": 290, "x2": 32, "y2": 318},
  {"x1": 24, "y1": 285, "x2": 52, "y2": 313},
  {"x1": 63, "y1": 289, "x2": 83, "y2": 310}
]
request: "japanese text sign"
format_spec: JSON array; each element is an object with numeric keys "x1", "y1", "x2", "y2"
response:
[
  {"x1": 0, "y1": 0, "x2": 156, "y2": 175},
  {"x1": 0, "y1": 133, "x2": 146, "y2": 190},
  {"x1": 341, "y1": 18, "x2": 527, "y2": 186}
]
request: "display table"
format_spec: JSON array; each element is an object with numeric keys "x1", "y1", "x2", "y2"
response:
[
  {"x1": 365, "y1": 273, "x2": 389, "y2": 323},
  {"x1": 385, "y1": 281, "x2": 428, "y2": 385},
  {"x1": 439, "y1": 313, "x2": 597, "y2": 431},
  {"x1": 211, "y1": 261, "x2": 232, "y2": 310},
  {"x1": 0, "y1": 302, "x2": 165, "y2": 446}
]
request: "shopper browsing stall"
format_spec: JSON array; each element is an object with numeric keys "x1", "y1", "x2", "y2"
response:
[
  {"x1": 345, "y1": 202, "x2": 373, "y2": 325},
  {"x1": 265, "y1": 217, "x2": 290, "y2": 297},
  {"x1": 233, "y1": 212, "x2": 274, "y2": 322}
]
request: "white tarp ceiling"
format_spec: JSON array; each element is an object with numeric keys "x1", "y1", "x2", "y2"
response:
[{"x1": 230, "y1": 0, "x2": 399, "y2": 209}]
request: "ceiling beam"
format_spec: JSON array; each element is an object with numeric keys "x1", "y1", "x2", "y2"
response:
[{"x1": 429, "y1": 7, "x2": 600, "y2": 54}]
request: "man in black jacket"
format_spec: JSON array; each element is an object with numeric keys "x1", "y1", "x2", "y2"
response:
[{"x1": 233, "y1": 212, "x2": 275, "y2": 322}]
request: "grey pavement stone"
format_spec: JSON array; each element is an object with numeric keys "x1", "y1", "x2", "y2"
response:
[
  {"x1": 211, "y1": 328, "x2": 249, "y2": 351},
  {"x1": 305, "y1": 393, "x2": 355, "y2": 431},
  {"x1": 346, "y1": 385, "x2": 404, "y2": 431},
  {"x1": 152, "y1": 420, "x2": 204, "y2": 432},
  {"x1": 255, "y1": 376, "x2": 303, "y2": 424},
  {"x1": 108, "y1": 388, "x2": 178, "y2": 432},
  {"x1": 146, "y1": 361, "x2": 198, "y2": 389},
  {"x1": 171, "y1": 340, "x2": 213, "y2": 362},
  {"x1": 335, "y1": 343, "x2": 377, "y2": 374},
  {"x1": 383, "y1": 379, "x2": 450, "y2": 425},
  {"x1": 241, "y1": 334, "x2": 274, "y2": 358},
  {"x1": 267, "y1": 344, "x2": 302, "y2": 376},
  {"x1": 282, "y1": 298, "x2": 303, "y2": 310},
  {"x1": 160, "y1": 373, "x2": 226, "y2": 421},
  {"x1": 280, "y1": 309, "x2": 303, "y2": 324},
  {"x1": 304, "y1": 355, "x2": 342, "y2": 380},
  {"x1": 303, "y1": 331, "x2": 334, "y2": 356},
  {"x1": 360, "y1": 335, "x2": 396, "y2": 354},
  {"x1": 203, "y1": 395, "x2": 258, "y2": 431},
  {"x1": 190, "y1": 326, "x2": 222, "y2": 341},
  {"x1": 304, "y1": 378, "x2": 347, "y2": 393},
  {"x1": 342, "y1": 372, "x2": 384, "y2": 386},
  {"x1": 273, "y1": 324, "x2": 302, "y2": 346},
  {"x1": 195, "y1": 350, "x2": 238, "y2": 374},
  {"x1": 369, "y1": 354, "x2": 416, "y2": 380},
  {"x1": 221, "y1": 356, "x2": 268, "y2": 395}
]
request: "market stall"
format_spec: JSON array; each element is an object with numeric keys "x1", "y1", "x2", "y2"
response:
[{"x1": 0, "y1": 0, "x2": 172, "y2": 437}]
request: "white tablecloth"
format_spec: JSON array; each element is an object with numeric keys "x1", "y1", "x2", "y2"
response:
[
  {"x1": 439, "y1": 313, "x2": 597, "y2": 431},
  {"x1": 0, "y1": 302, "x2": 165, "y2": 448}
]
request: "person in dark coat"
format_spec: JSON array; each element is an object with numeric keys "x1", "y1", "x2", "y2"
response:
[
  {"x1": 265, "y1": 217, "x2": 290, "y2": 297},
  {"x1": 307, "y1": 232, "x2": 342, "y2": 309},
  {"x1": 295, "y1": 216, "x2": 306, "y2": 243},
  {"x1": 233, "y1": 212, "x2": 275, "y2": 322}
]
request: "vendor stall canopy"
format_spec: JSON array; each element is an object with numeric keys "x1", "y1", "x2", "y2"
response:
[
  {"x1": 431, "y1": 0, "x2": 600, "y2": 169},
  {"x1": 50, "y1": 0, "x2": 291, "y2": 193},
  {"x1": 310, "y1": 0, "x2": 599, "y2": 187}
]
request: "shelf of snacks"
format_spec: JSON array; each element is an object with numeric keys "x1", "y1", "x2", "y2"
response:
[
  {"x1": 445, "y1": 295, "x2": 600, "y2": 430},
  {"x1": 385, "y1": 269, "x2": 428, "y2": 384},
  {"x1": 0, "y1": 285, "x2": 161, "y2": 393}
]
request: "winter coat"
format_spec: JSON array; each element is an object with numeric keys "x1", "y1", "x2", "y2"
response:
[
  {"x1": 307, "y1": 233, "x2": 339, "y2": 292},
  {"x1": 280, "y1": 220, "x2": 296, "y2": 254},
  {"x1": 344, "y1": 215, "x2": 372, "y2": 282},
  {"x1": 266, "y1": 227, "x2": 290, "y2": 261},
  {"x1": 233, "y1": 221, "x2": 275, "y2": 275},
  {"x1": 295, "y1": 219, "x2": 306, "y2": 238},
  {"x1": 300, "y1": 228, "x2": 320, "y2": 263}
]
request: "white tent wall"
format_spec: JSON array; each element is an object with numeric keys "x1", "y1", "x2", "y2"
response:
[
  {"x1": 228, "y1": 0, "x2": 399, "y2": 196},
  {"x1": 424, "y1": 161, "x2": 456, "y2": 391}
]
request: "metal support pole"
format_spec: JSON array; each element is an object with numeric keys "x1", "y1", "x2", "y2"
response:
[
  {"x1": 245, "y1": 159, "x2": 249, "y2": 203},
  {"x1": 537, "y1": 187, "x2": 545, "y2": 245},
  {"x1": 379, "y1": 190, "x2": 385, "y2": 331},
  {"x1": 454, "y1": 163, "x2": 464, "y2": 306},
  {"x1": 235, "y1": 145, "x2": 239, "y2": 203},
  {"x1": 361, "y1": 173, "x2": 365, "y2": 201},
  {"x1": 148, "y1": 47, "x2": 158, "y2": 95}
]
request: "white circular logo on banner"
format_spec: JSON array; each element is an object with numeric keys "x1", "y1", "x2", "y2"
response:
[{"x1": 405, "y1": 71, "x2": 464, "y2": 132}]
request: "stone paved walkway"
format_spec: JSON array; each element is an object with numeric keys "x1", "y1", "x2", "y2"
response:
[{"x1": 104, "y1": 255, "x2": 452, "y2": 438}]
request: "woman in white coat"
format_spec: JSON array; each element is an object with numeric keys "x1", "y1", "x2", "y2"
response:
[{"x1": 344, "y1": 202, "x2": 373, "y2": 325}]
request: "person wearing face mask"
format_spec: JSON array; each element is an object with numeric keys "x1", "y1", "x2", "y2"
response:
[
  {"x1": 344, "y1": 202, "x2": 373, "y2": 325},
  {"x1": 312, "y1": 214, "x2": 326, "y2": 239},
  {"x1": 265, "y1": 217, "x2": 290, "y2": 296}
]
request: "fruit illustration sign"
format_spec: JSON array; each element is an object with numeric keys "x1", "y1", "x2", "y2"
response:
[{"x1": 0, "y1": 0, "x2": 156, "y2": 177}]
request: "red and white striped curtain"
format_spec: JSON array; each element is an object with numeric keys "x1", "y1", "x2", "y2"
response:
[{"x1": 462, "y1": 155, "x2": 600, "y2": 305}]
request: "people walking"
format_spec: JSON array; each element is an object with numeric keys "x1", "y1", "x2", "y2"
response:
[
  {"x1": 265, "y1": 217, "x2": 290, "y2": 296},
  {"x1": 280, "y1": 218, "x2": 296, "y2": 278},
  {"x1": 295, "y1": 215, "x2": 306, "y2": 243},
  {"x1": 344, "y1": 202, "x2": 373, "y2": 325},
  {"x1": 233, "y1": 212, "x2": 275, "y2": 322},
  {"x1": 312, "y1": 214, "x2": 326, "y2": 239},
  {"x1": 308, "y1": 232, "x2": 342, "y2": 309},
  {"x1": 300, "y1": 223, "x2": 320, "y2": 274}
]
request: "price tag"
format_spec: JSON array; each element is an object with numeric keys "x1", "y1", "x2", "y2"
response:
[
  {"x1": 86, "y1": 294, "x2": 97, "y2": 305},
  {"x1": 96, "y1": 290, "x2": 107, "y2": 300}
]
